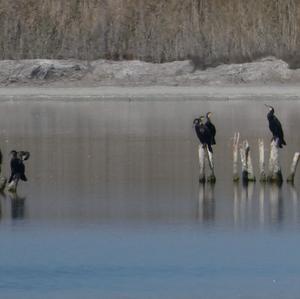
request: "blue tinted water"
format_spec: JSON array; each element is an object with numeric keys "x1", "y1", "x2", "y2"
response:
[{"x1": 1, "y1": 221, "x2": 300, "y2": 299}]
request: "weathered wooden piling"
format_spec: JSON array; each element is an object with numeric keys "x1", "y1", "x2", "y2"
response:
[
  {"x1": 205, "y1": 147, "x2": 216, "y2": 183},
  {"x1": 287, "y1": 152, "x2": 300, "y2": 183},
  {"x1": 0, "y1": 149, "x2": 7, "y2": 191},
  {"x1": 7, "y1": 180, "x2": 18, "y2": 193},
  {"x1": 240, "y1": 140, "x2": 256, "y2": 182},
  {"x1": 233, "y1": 132, "x2": 240, "y2": 181},
  {"x1": 267, "y1": 140, "x2": 283, "y2": 183},
  {"x1": 198, "y1": 145, "x2": 216, "y2": 183},
  {"x1": 198, "y1": 145, "x2": 206, "y2": 183},
  {"x1": 258, "y1": 139, "x2": 267, "y2": 182}
]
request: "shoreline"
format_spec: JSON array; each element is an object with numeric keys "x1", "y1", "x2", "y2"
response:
[{"x1": 1, "y1": 85, "x2": 300, "y2": 101}]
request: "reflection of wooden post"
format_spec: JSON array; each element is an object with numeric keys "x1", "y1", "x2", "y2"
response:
[
  {"x1": 197, "y1": 183, "x2": 205, "y2": 221},
  {"x1": 258, "y1": 139, "x2": 266, "y2": 182},
  {"x1": 287, "y1": 152, "x2": 300, "y2": 183},
  {"x1": 240, "y1": 140, "x2": 255, "y2": 182},
  {"x1": 268, "y1": 140, "x2": 283, "y2": 182},
  {"x1": 233, "y1": 132, "x2": 240, "y2": 181},
  {"x1": 198, "y1": 145, "x2": 205, "y2": 183},
  {"x1": 233, "y1": 182, "x2": 239, "y2": 225}
]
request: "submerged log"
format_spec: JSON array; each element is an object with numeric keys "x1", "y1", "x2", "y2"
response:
[
  {"x1": 240, "y1": 140, "x2": 256, "y2": 182},
  {"x1": 267, "y1": 140, "x2": 283, "y2": 183},
  {"x1": 287, "y1": 152, "x2": 300, "y2": 183},
  {"x1": 233, "y1": 132, "x2": 240, "y2": 181},
  {"x1": 258, "y1": 139, "x2": 267, "y2": 182}
]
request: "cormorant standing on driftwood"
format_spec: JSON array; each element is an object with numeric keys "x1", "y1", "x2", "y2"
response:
[
  {"x1": 265, "y1": 104, "x2": 286, "y2": 148},
  {"x1": 205, "y1": 112, "x2": 216, "y2": 145},
  {"x1": 193, "y1": 116, "x2": 213, "y2": 153}
]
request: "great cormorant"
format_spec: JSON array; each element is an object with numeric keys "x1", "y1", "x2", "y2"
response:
[
  {"x1": 205, "y1": 112, "x2": 216, "y2": 145},
  {"x1": 193, "y1": 116, "x2": 213, "y2": 153},
  {"x1": 8, "y1": 150, "x2": 30, "y2": 184},
  {"x1": 265, "y1": 104, "x2": 286, "y2": 148}
]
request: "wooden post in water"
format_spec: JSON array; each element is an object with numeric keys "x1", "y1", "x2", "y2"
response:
[
  {"x1": 205, "y1": 147, "x2": 216, "y2": 183},
  {"x1": 198, "y1": 145, "x2": 206, "y2": 183},
  {"x1": 258, "y1": 139, "x2": 266, "y2": 182},
  {"x1": 240, "y1": 140, "x2": 256, "y2": 182},
  {"x1": 267, "y1": 140, "x2": 283, "y2": 183},
  {"x1": 7, "y1": 179, "x2": 18, "y2": 193},
  {"x1": 287, "y1": 152, "x2": 300, "y2": 183},
  {"x1": 233, "y1": 132, "x2": 240, "y2": 181},
  {"x1": 0, "y1": 149, "x2": 6, "y2": 191}
]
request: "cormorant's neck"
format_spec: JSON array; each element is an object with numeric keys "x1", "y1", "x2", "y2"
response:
[{"x1": 267, "y1": 110, "x2": 274, "y2": 119}]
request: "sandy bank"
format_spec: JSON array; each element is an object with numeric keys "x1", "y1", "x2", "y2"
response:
[{"x1": 1, "y1": 56, "x2": 300, "y2": 101}]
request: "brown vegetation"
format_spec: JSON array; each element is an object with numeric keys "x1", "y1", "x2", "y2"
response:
[{"x1": 0, "y1": 0, "x2": 300, "y2": 67}]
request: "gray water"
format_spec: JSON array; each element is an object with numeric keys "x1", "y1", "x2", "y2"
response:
[{"x1": 0, "y1": 99, "x2": 300, "y2": 299}]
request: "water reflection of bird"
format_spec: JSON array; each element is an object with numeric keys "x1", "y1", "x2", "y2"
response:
[
  {"x1": 205, "y1": 112, "x2": 216, "y2": 145},
  {"x1": 193, "y1": 116, "x2": 213, "y2": 153},
  {"x1": 265, "y1": 105, "x2": 286, "y2": 148}
]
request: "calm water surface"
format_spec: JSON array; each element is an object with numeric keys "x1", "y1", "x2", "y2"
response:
[{"x1": 0, "y1": 99, "x2": 300, "y2": 298}]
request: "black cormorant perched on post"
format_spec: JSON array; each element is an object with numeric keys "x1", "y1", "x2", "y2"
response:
[
  {"x1": 205, "y1": 112, "x2": 216, "y2": 145},
  {"x1": 193, "y1": 116, "x2": 213, "y2": 153},
  {"x1": 265, "y1": 104, "x2": 286, "y2": 148},
  {"x1": 8, "y1": 150, "x2": 30, "y2": 185}
]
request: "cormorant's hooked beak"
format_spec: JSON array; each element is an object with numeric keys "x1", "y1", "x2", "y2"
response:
[{"x1": 264, "y1": 104, "x2": 274, "y2": 110}]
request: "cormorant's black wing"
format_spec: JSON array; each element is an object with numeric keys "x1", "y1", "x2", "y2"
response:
[
  {"x1": 274, "y1": 116, "x2": 285, "y2": 140},
  {"x1": 205, "y1": 121, "x2": 216, "y2": 145},
  {"x1": 194, "y1": 124, "x2": 202, "y2": 143},
  {"x1": 271, "y1": 116, "x2": 286, "y2": 146}
]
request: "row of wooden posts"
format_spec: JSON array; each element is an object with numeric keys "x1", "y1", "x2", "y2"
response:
[{"x1": 199, "y1": 132, "x2": 300, "y2": 184}]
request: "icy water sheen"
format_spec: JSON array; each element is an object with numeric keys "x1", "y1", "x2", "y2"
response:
[{"x1": 0, "y1": 99, "x2": 300, "y2": 299}]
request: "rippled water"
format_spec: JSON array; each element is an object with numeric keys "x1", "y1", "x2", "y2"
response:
[{"x1": 0, "y1": 99, "x2": 300, "y2": 299}]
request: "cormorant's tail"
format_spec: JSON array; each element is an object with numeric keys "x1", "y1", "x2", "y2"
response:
[
  {"x1": 277, "y1": 138, "x2": 286, "y2": 148},
  {"x1": 212, "y1": 137, "x2": 216, "y2": 145},
  {"x1": 208, "y1": 144, "x2": 213, "y2": 153}
]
